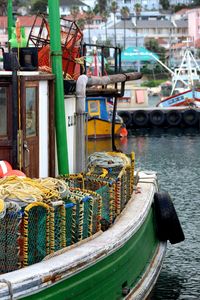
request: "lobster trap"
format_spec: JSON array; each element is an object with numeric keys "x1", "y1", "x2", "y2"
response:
[
  {"x1": 64, "y1": 188, "x2": 102, "y2": 243},
  {"x1": 0, "y1": 152, "x2": 134, "y2": 274},
  {"x1": 23, "y1": 202, "x2": 51, "y2": 267},
  {"x1": 63, "y1": 152, "x2": 135, "y2": 224},
  {"x1": 27, "y1": 14, "x2": 83, "y2": 79},
  {"x1": 0, "y1": 202, "x2": 22, "y2": 274}
]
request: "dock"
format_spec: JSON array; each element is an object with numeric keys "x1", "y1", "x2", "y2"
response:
[{"x1": 117, "y1": 107, "x2": 200, "y2": 129}]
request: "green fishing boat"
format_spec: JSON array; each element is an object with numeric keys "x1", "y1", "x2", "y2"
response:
[{"x1": 0, "y1": 1, "x2": 184, "y2": 299}]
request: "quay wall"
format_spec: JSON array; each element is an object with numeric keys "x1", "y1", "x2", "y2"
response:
[{"x1": 117, "y1": 107, "x2": 200, "y2": 129}]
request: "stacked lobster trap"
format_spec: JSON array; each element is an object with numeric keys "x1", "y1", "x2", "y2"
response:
[
  {"x1": 0, "y1": 177, "x2": 101, "y2": 273},
  {"x1": 27, "y1": 14, "x2": 83, "y2": 79},
  {"x1": 64, "y1": 152, "x2": 135, "y2": 224},
  {"x1": 0, "y1": 152, "x2": 135, "y2": 274}
]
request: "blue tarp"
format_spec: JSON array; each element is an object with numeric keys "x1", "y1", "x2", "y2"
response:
[{"x1": 121, "y1": 47, "x2": 159, "y2": 62}]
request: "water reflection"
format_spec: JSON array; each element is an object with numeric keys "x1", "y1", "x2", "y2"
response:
[
  {"x1": 151, "y1": 270, "x2": 184, "y2": 299},
  {"x1": 87, "y1": 129, "x2": 200, "y2": 299}
]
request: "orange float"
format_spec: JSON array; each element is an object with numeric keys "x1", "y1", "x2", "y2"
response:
[
  {"x1": 3, "y1": 169, "x2": 26, "y2": 177},
  {"x1": 0, "y1": 160, "x2": 13, "y2": 177}
]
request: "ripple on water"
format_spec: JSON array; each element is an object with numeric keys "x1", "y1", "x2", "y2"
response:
[{"x1": 88, "y1": 130, "x2": 200, "y2": 299}]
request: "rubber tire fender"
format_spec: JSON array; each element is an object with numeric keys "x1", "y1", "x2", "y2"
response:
[
  {"x1": 166, "y1": 110, "x2": 182, "y2": 126},
  {"x1": 132, "y1": 110, "x2": 149, "y2": 127},
  {"x1": 154, "y1": 192, "x2": 185, "y2": 244},
  {"x1": 182, "y1": 109, "x2": 199, "y2": 126},
  {"x1": 118, "y1": 111, "x2": 132, "y2": 127},
  {"x1": 149, "y1": 110, "x2": 165, "y2": 126}
]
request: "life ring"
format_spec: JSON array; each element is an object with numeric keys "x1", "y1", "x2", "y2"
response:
[
  {"x1": 166, "y1": 110, "x2": 182, "y2": 126},
  {"x1": 154, "y1": 192, "x2": 185, "y2": 244},
  {"x1": 132, "y1": 110, "x2": 149, "y2": 127},
  {"x1": 118, "y1": 111, "x2": 132, "y2": 127},
  {"x1": 182, "y1": 109, "x2": 199, "y2": 126},
  {"x1": 149, "y1": 110, "x2": 165, "y2": 126}
]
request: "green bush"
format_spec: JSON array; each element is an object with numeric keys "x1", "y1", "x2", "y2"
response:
[{"x1": 141, "y1": 79, "x2": 166, "y2": 87}]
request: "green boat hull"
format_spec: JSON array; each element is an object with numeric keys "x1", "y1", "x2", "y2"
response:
[
  {"x1": 0, "y1": 175, "x2": 167, "y2": 300},
  {"x1": 23, "y1": 209, "x2": 159, "y2": 300}
]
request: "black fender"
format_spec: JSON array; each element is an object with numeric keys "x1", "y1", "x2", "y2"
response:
[
  {"x1": 154, "y1": 192, "x2": 185, "y2": 244},
  {"x1": 166, "y1": 110, "x2": 182, "y2": 126},
  {"x1": 182, "y1": 109, "x2": 199, "y2": 126},
  {"x1": 149, "y1": 110, "x2": 165, "y2": 126},
  {"x1": 132, "y1": 110, "x2": 149, "y2": 127},
  {"x1": 118, "y1": 111, "x2": 132, "y2": 127}
]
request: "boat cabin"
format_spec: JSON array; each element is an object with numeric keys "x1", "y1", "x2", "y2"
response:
[
  {"x1": 86, "y1": 97, "x2": 112, "y2": 121},
  {"x1": 117, "y1": 83, "x2": 148, "y2": 110},
  {"x1": 0, "y1": 71, "x2": 55, "y2": 178}
]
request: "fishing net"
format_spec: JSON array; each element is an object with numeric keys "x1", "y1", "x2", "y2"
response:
[
  {"x1": 23, "y1": 202, "x2": 50, "y2": 266},
  {"x1": 0, "y1": 202, "x2": 22, "y2": 274},
  {"x1": 50, "y1": 202, "x2": 66, "y2": 252},
  {"x1": 0, "y1": 152, "x2": 135, "y2": 274},
  {"x1": 65, "y1": 202, "x2": 76, "y2": 246},
  {"x1": 64, "y1": 188, "x2": 101, "y2": 243}
]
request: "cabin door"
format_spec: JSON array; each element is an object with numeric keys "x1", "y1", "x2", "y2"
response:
[{"x1": 21, "y1": 81, "x2": 39, "y2": 178}]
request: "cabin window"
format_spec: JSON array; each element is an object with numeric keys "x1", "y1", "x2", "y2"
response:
[
  {"x1": 88, "y1": 100, "x2": 100, "y2": 117},
  {"x1": 26, "y1": 87, "x2": 37, "y2": 137},
  {"x1": 0, "y1": 87, "x2": 7, "y2": 136}
]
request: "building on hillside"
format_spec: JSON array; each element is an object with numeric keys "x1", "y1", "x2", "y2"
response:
[
  {"x1": 114, "y1": 0, "x2": 159, "y2": 13},
  {"x1": 80, "y1": 0, "x2": 97, "y2": 9},
  {"x1": 59, "y1": 0, "x2": 89, "y2": 16},
  {"x1": 173, "y1": 8, "x2": 190, "y2": 21},
  {"x1": 106, "y1": 17, "x2": 188, "y2": 48},
  {"x1": 170, "y1": 41, "x2": 195, "y2": 66},
  {"x1": 66, "y1": 13, "x2": 104, "y2": 29},
  {"x1": 187, "y1": 8, "x2": 200, "y2": 47},
  {"x1": 112, "y1": 0, "x2": 193, "y2": 14},
  {"x1": 169, "y1": 0, "x2": 191, "y2": 5}
]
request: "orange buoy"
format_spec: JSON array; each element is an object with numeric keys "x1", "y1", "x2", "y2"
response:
[
  {"x1": 119, "y1": 127, "x2": 128, "y2": 137},
  {"x1": 0, "y1": 160, "x2": 13, "y2": 177},
  {"x1": 3, "y1": 170, "x2": 26, "y2": 178}
]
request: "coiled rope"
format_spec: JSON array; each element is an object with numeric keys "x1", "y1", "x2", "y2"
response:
[
  {"x1": 0, "y1": 176, "x2": 69, "y2": 205},
  {"x1": 87, "y1": 152, "x2": 131, "y2": 170}
]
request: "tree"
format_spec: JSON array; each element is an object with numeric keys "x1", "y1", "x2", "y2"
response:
[
  {"x1": 30, "y1": 0, "x2": 48, "y2": 14},
  {"x1": 101, "y1": 11, "x2": 110, "y2": 42},
  {"x1": 77, "y1": 18, "x2": 86, "y2": 31},
  {"x1": 84, "y1": 8, "x2": 95, "y2": 44},
  {"x1": 191, "y1": 0, "x2": 200, "y2": 6},
  {"x1": 110, "y1": 1, "x2": 118, "y2": 47},
  {"x1": 0, "y1": 0, "x2": 20, "y2": 16},
  {"x1": 134, "y1": 3, "x2": 142, "y2": 47},
  {"x1": 159, "y1": 0, "x2": 170, "y2": 10},
  {"x1": 120, "y1": 6, "x2": 130, "y2": 50},
  {"x1": 145, "y1": 38, "x2": 166, "y2": 63},
  {"x1": 98, "y1": 0, "x2": 107, "y2": 14},
  {"x1": 70, "y1": 6, "x2": 80, "y2": 21}
]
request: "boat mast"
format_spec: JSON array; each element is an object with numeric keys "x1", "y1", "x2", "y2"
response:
[
  {"x1": 170, "y1": 49, "x2": 200, "y2": 95},
  {"x1": 7, "y1": 0, "x2": 13, "y2": 42},
  {"x1": 48, "y1": 0, "x2": 69, "y2": 174}
]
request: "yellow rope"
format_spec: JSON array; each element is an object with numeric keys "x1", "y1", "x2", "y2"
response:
[{"x1": 0, "y1": 176, "x2": 68, "y2": 203}]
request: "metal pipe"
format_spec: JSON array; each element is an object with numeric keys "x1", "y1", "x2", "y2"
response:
[
  {"x1": 11, "y1": 53, "x2": 19, "y2": 169},
  {"x1": 87, "y1": 72, "x2": 142, "y2": 86},
  {"x1": 76, "y1": 72, "x2": 142, "y2": 170},
  {"x1": 7, "y1": 0, "x2": 13, "y2": 42},
  {"x1": 75, "y1": 75, "x2": 88, "y2": 173},
  {"x1": 48, "y1": 0, "x2": 69, "y2": 174}
]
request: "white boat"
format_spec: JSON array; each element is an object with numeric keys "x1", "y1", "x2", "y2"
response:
[{"x1": 157, "y1": 48, "x2": 200, "y2": 107}]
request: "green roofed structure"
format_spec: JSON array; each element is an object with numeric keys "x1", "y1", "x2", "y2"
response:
[{"x1": 121, "y1": 46, "x2": 159, "y2": 62}]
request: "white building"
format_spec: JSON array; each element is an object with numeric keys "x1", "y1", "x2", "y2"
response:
[{"x1": 59, "y1": 0, "x2": 89, "y2": 16}]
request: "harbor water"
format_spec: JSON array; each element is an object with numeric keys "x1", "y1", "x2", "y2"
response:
[{"x1": 87, "y1": 128, "x2": 200, "y2": 299}]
